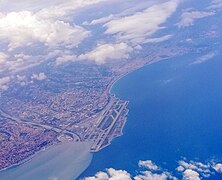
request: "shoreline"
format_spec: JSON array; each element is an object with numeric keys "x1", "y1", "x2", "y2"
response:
[
  {"x1": 94, "y1": 57, "x2": 173, "y2": 152},
  {"x1": 0, "y1": 142, "x2": 57, "y2": 172},
  {"x1": 108, "y1": 57, "x2": 171, "y2": 95},
  {"x1": 0, "y1": 141, "x2": 93, "y2": 174},
  {"x1": 79, "y1": 50, "x2": 222, "y2": 180},
  {"x1": 0, "y1": 141, "x2": 93, "y2": 180},
  {"x1": 0, "y1": 55, "x2": 177, "y2": 175},
  {"x1": 104, "y1": 56, "x2": 181, "y2": 147}
]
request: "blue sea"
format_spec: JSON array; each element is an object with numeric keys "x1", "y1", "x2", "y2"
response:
[{"x1": 80, "y1": 53, "x2": 222, "y2": 179}]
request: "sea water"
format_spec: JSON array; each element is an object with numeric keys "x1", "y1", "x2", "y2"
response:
[
  {"x1": 81, "y1": 53, "x2": 222, "y2": 179},
  {"x1": 1, "y1": 52, "x2": 222, "y2": 179},
  {"x1": 0, "y1": 142, "x2": 93, "y2": 180}
]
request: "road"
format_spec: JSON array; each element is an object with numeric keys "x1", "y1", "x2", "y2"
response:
[{"x1": 0, "y1": 108, "x2": 81, "y2": 141}]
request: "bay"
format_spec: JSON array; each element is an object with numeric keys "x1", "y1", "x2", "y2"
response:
[{"x1": 81, "y1": 53, "x2": 222, "y2": 179}]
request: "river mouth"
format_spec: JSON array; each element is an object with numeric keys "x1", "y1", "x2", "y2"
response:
[{"x1": 0, "y1": 141, "x2": 93, "y2": 180}]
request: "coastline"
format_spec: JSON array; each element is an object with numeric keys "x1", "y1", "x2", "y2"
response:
[
  {"x1": 0, "y1": 55, "x2": 180, "y2": 178},
  {"x1": 93, "y1": 56, "x2": 182, "y2": 152},
  {"x1": 91, "y1": 57, "x2": 173, "y2": 152},
  {"x1": 109, "y1": 57, "x2": 171, "y2": 95},
  {"x1": 0, "y1": 141, "x2": 93, "y2": 180},
  {"x1": 0, "y1": 142, "x2": 57, "y2": 172},
  {"x1": 81, "y1": 51, "x2": 222, "y2": 180}
]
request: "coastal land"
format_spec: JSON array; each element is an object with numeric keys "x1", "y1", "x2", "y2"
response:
[
  {"x1": 0, "y1": 44, "x2": 188, "y2": 172},
  {"x1": 0, "y1": 141, "x2": 93, "y2": 180}
]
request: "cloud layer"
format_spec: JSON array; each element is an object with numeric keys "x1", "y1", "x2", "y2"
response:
[
  {"x1": 104, "y1": 0, "x2": 179, "y2": 44},
  {"x1": 84, "y1": 159, "x2": 222, "y2": 180},
  {"x1": 177, "y1": 10, "x2": 215, "y2": 28},
  {"x1": 0, "y1": 76, "x2": 10, "y2": 91},
  {"x1": 0, "y1": 0, "x2": 220, "y2": 91},
  {"x1": 0, "y1": 11, "x2": 90, "y2": 50},
  {"x1": 191, "y1": 52, "x2": 217, "y2": 65},
  {"x1": 0, "y1": 0, "x2": 181, "y2": 77},
  {"x1": 79, "y1": 43, "x2": 133, "y2": 64},
  {"x1": 31, "y1": 72, "x2": 47, "y2": 81},
  {"x1": 0, "y1": 0, "x2": 108, "y2": 87}
]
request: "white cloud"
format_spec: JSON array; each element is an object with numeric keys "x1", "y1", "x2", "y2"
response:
[
  {"x1": 36, "y1": 0, "x2": 109, "y2": 20},
  {"x1": 0, "y1": 11, "x2": 90, "y2": 50},
  {"x1": 192, "y1": 52, "x2": 217, "y2": 65},
  {"x1": 0, "y1": 53, "x2": 44, "y2": 74},
  {"x1": 16, "y1": 75, "x2": 26, "y2": 81},
  {"x1": 86, "y1": 171, "x2": 109, "y2": 180},
  {"x1": 31, "y1": 73, "x2": 47, "y2": 81},
  {"x1": 0, "y1": 0, "x2": 108, "y2": 15},
  {"x1": 138, "y1": 160, "x2": 159, "y2": 171},
  {"x1": 183, "y1": 169, "x2": 200, "y2": 180},
  {"x1": 213, "y1": 163, "x2": 222, "y2": 173},
  {"x1": 185, "y1": 38, "x2": 193, "y2": 42},
  {"x1": 177, "y1": 160, "x2": 212, "y2": 178},
  {"x1": 208, "y1": 0, "x2": 222, "y2": 10},
  {"x1": 16, "y1": 75, "x2": 27, "y2": 86},
  {"x1": 134, "y1": 171, "x2": 172, "y2": 180},
  {"x1": 0, "y1": 0, "x2": 64, "y2": 12},
  {"x1": 86, "y1": 169, "x2": 175, "y2": 180},
  {"x1": 0, "y1": 0, "x2": 180, "y2": 74},
  {"x1": 103, "y1": 0, "x2": 179, "y2": 44},
  {"x1": 55, "y1": 54, "x2": 77, "y2": 65},
  {"x1": 143, "y1": 35, "x2": 173, "y2": 44},
  {"x1": 176, "y1": 166, "x2": 185, "y2": 172},
  {"x1": 83, "y1": 1, "x2": 162, "y2": 26},
  {"x1": 79, "y1": 43, "x2": 133, "y2": 64},
  {"x1": 83, "y1": 14, "x2": 115, "y2": 26},
  {"x1": 177, "y1": 11, "x2": 215, "y2": 28},
  {"x1": 0, "y1": 52, "x2": 8, "y2": 61},
  {"x1": 84, "y1": 160, "x2": 176, "y2": 180},
  {"x1": 178, "y1": 161, "x2": 199, "y2": 170},
  {"x1": 183, "y1": 169, "x2": 202, "y2": 180},
  {"x1": 85, "y1": 159, "x2": 222, "y2": 180},
  {"x1": 0, "y1": 0, "x2": 110, "y2": 75},
  {"x1": 107, "y1": 168, "x2": 132, "y2": 180},
  {"x1": 180, "y1": 160, "x2": 210, "y2": 171},
  {"x1": 0, "y1": 52, "x2": 8, "y2": 67},
  {"x1": 85, "y1": 168, "x2": 131, "y2": 180},
  {"x1": 0, "y1": 76, "x2": 10, "y2": 91}
]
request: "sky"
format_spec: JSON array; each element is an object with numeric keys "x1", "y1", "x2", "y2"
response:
[{"x1": 0, "y1": 0, "x2": 220, "y2": 90}]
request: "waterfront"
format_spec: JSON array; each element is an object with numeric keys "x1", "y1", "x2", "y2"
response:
[
  {"x1": 1, "y1": 52, "x2": 222, "y2": 179},
  {"x1": 0, "y1": 142, "x2": 93, "y2": 180},
  {"x1": 81, "y1": 53, "x2": 222, "y2": 179}
]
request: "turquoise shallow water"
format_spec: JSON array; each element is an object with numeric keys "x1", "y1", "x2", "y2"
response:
[
  {"x1": 81, "y1": 53, "x2": 222, "y2": 179},
  {"x1": 0, "y1": 142, "x2": 93, "y2": 180}
]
